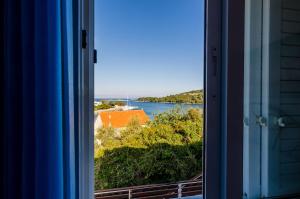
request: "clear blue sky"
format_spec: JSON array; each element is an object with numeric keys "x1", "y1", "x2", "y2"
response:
[{"x1": 95, "y1": 0, "x2": 204, "y2": 98}]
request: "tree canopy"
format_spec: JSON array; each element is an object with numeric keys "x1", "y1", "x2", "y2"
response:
[
  {"x1": 137, "y1": 90, "x2": 204, "y2": 104},
  {"x1": 94, "y1": 108, "x2": 203, "y2": 190}
]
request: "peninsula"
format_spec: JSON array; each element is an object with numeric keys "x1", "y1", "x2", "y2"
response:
[{"x1": 137, "y1": 90, "x2": 204, "y2": 104}]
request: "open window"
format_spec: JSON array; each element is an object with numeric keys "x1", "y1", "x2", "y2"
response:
[
  {"x1": 80, "y1": 0, "x2": 246, "y2": 198},
  {"x1": 1, "y1": 0, "x2": 257, "y2": 198},
  {"x1": 93, "y1": 1, "x2": 205, "y2": 198}
]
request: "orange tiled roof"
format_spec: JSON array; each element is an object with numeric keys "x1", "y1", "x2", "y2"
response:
[{"x1": 100, "y1": 110, "x2": 150, "y2": 128}]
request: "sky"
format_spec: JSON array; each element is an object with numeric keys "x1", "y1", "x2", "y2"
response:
[{"x1": 95, "y1": 0, "x2": 204, "y2": 98}]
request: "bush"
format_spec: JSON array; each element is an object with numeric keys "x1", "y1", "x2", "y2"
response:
[
  {"x1": 94, "y1": 108, "x2": 203, "y2": 190},
  {"x1": 94, "y1": 103, "x2": 113, "y2": 110},
  {"x1": 109, "y1": 101, "x2": 126, "y2": 106}
]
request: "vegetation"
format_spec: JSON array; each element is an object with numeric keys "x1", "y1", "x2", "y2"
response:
[
  {"x1": 94, "y1": 100, "x2": 126, "y2": 110},
  {"x1": 94, "y1": 108, "x2": 203, "y2": 190},
  {"x1": 108, "y1": 101, "x2": 126, "y2": 106},
  {"x1": 137, "y1": 90, "x2": 204, "y2": 104},
  {"x1": 94, "y1": 103, "x2": 113, "y2": 110}
]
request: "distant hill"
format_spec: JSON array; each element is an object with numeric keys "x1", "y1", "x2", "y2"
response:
[{"x1": 137, "y1": 90, "x2": 204, "y2": 104}]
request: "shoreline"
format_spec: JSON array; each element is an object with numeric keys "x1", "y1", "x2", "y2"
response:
[
  {"x1": 94, "y1": 99, "x2": 203, "y2": 105},
  {"x1": 134, "y1": 100, "x2": 203, "y2": 105}
]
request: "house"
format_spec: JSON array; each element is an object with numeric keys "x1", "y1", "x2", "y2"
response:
[
  {"x1": 94, "y1": 101, "x2": 102, "y2": 106},
  {"x1": 95, "y1": 110, "x2": 149, "y2": 129}
]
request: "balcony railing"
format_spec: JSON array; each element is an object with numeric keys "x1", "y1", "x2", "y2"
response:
[{"x1": 95, "y1": 175, "x2": 202, "y2": 199}]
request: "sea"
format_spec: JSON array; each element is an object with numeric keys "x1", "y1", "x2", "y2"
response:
[{"x1": 95, "y1": 99, "x2": 203, "y2": 120}]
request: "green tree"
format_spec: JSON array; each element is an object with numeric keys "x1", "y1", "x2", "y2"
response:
[{"x1": 94, "y1": 108, "x2": 203, "y2": 190}]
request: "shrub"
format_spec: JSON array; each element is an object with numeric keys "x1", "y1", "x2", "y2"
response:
[
  {"x1": 94, "y1": 108, "x2": 203, "y2": 190},
  {"x1": 94, "y1": 103, "x2": 113, "y2": 110}
]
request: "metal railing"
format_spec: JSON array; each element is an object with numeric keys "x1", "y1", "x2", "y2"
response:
[{"x1": 95, "y1": 176, "x2": 202, "y2": 199}]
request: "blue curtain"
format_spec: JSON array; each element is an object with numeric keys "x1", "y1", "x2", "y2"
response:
[{"x1": 1, "y1": 0, "x2": 76, "y2": 198}]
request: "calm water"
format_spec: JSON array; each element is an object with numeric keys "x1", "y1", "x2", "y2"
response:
[{"x1": 96, "y1": 99, "x2": 203, "y2": 120}]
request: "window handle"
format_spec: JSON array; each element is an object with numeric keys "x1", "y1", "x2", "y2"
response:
[
  {"x1": 277, "y1": 117, "x2": 286, "y2": 127},
  {"x1": 94, "y1": 49, "x2": 97, "y2": 64},
  {"x1": 82, "y1": 29, "x2": 87, "y2": 49},
  {"x1": 256, "y1": 115, "x2": 267, "y2": 127},
  {"x1": 212, "y1": 47, "x2": 217, "y2": 76}
]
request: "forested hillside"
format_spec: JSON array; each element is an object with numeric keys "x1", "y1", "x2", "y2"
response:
[{"x1": 137, "y1": 90, "x2": 203, "y2": 104}]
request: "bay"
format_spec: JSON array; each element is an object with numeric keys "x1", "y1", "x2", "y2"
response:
[{"x1": 95, "y1": 98, "x2": 203, "y2": 120}]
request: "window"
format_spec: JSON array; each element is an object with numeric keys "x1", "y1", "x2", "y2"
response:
[
  {"x1": 93, "y1": 0, "x2": 205, "y2": 198},
  {"x1": 79, "y1": 0, "x2": 246, "y2": 198}
]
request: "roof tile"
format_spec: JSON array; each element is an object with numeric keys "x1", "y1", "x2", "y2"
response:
[{"x1": 100, "y1": 110, "x2": 149, "y2": 128}]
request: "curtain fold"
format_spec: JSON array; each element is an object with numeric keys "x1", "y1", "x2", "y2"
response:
[{"x1": 2, "y1": 0, "x2": 76, "y2": 198}]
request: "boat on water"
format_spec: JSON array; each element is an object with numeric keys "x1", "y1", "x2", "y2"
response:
[
  {"x1": 121, "y1": 105, "x2": 139, "y2": 111},
  {"x1": 121, "y1": 96, "x2": 139, "y2": 111},
  {"x1": 94, "y1": 96, "x2": 140, "y2": 111}
]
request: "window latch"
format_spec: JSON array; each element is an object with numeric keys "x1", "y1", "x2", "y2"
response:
[
  {"x1": 277, "y1": 117, "x2": 286, "y2": 127},
  {"x1": 82, "y1": 30, "x2": 87, "y2": 49},
  {"x1": 93, "y1": 49, "x2": 97, "y2": 64},
  {"x1": 256, "y1": 115, "x2": 267, "y2": 127},
  {"x1": 212, "y1": 47, "x2": 217, "y2": 76}
]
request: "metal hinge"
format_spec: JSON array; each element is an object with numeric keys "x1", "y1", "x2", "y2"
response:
[
  {"x1": 243, "y1": 117, "x2": 249, "y2": 126},
  {"x1": 82, "y1": 30, "x2": 87, "y2": 49}
]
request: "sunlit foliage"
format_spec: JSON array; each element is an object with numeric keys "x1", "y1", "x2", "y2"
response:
[
  {"x1": 137, "y1": 90, "x2": 204, "y2": 104},
  {"x1": 94, "y1": 108, "x2": 203, "y2": 190}
]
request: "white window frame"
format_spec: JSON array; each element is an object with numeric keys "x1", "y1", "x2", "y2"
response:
[
  {"x1": 243, "y1": 0, "x2": 263, "y2": 198},
  {"x1": 76, "y1": 0, "x2": 95, "y2": 198},
  {"x1": 204, "y1": 0, "x2": 222, "y2": 197},
  {"x1": 205, "y1": 0, "x2": 245, "y2": 198}
]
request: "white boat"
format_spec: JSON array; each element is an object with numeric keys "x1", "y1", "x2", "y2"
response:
[
  {"x1": 122, "y1": 105, "x2": 139, "y2": 111},
  {"x1": 122, "y1": 96, "x2": 139, "y2": 110}
]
